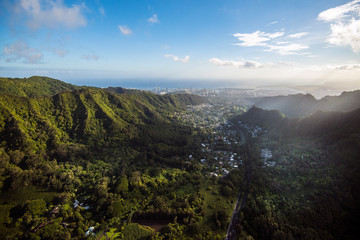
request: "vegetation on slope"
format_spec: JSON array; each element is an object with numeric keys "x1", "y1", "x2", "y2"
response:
[
  {"x1": 0, "y1": 78, "x2": 234, "y2": 240},
  {"x1": 1, "y1": 75, "x2": 359, "y2": 239},
  {"x1": 253, "y1": 90, "x2": 360, "y2": 118},
  {"x1": 0, "y1": 76, "x2": 80, "y2": 97},
  {"x1": 230, "y1": 107, "x2": 360, "y2": 239},
  {"x1": 231, "y1": 106, "x2": 285, "y2": 129}
]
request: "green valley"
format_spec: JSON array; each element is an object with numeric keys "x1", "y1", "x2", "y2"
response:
[{"x1": 0, "y1": 77, "x2": 359, "y2": 240}]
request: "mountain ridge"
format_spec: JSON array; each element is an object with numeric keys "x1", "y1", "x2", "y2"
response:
[
  {"x1": 253, "y1": 90, "x2": 360, "y2": 118},
  {"x1": 0, "y1": 76, "x2": 81, "y2": 97},
  {"x1": 0, "y1": 87, "x2": 206, "y2": 151},
  {"x1": 235, "y1": 105, "x2": 360, "y2": 147}
]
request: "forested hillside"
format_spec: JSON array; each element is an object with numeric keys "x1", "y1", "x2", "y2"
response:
[
  {"x1": 0, "y1": 76, "x2": 80, "y2": 97},
  {"x1": 230, "y1": 107, "x2": 360, "y2": 239},
  {"x1": 1, "y1": 76, "x2": 359, "y2": 239},
  {"x1": 0, "y1": 78, "x2": 238, "y2": 240},
  {"x1": 253, "y1": 90, "x2": 360, "y2": 117},
  {"x1": 0, "y1": 87, "x2": 206, "y2": 158},
  {"x1": 232, "y1": 106, "x2": 285, "y2": 129}
]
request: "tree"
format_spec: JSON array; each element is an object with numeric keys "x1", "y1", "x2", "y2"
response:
[
  {"x1": 115, "y1": 176, "x2": 129, "y2": 194},
  {"x1": 27, "y1": 199, "x2": 46, "y2": 216},
  {"x1": 214, "y1": 209, "x2": 229, "y2": 230},
  {"x1": 112, "y1": 199, "x2": 124, "y2": 217}
]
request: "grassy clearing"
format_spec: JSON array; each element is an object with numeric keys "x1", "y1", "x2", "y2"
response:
[
  {"x1": 200, "y1": 181, "x2": 236, "y2": 235},
  {"x1": 0, "y1": 185, "x2": 58, "y2": 204},
  {"x1": 175, "y1": 183, "x2": 196, "y2": 197},
  {"x1": 122, "y1": 223, "x2": 153, "y2": 240}
]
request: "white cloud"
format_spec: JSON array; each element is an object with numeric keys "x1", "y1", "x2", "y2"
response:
[
  {"x1": 118, "y1": 25, "x2": 132, "y2": 35},
  {"x1": 266, "y1": 21, "x2": 278, "y2": 27},
  {"x1": 328, "y1": 18, "x2": 360, "y2": 52},
  {"x1": 317, "y1": 0, "x2": 360, "y2": 22},
  {"x1": 233, "y1": 30, "x2": 310, "y2": 55},
  {"x1": 233, "y1": 31, "x2": 284, "y2": 46},
  {"x1": 164, "y1": 54, "x2": 189, "y2": 63},
  {"x1": 82, "y1": 54, "x2": 99, "y2": 61},
  {"x1": 318, "y1": 0, "x2": 360, "y2": 53},
  {"x1": 277, "y1": 61, "x2": 296, "y2": 66},
  {"x1": 16, "y1": 0, "x2": 87, "y2": 29},
  {"x1": 305, "y1": 54, "x2": 319, "y2": 58},
  {"x1": 288, "y1": 32, "x2": 309, "y2": 38},
  {"x1": 3, "y1": 40, "x2": 43, "y2": 64},
  {"x1": 275, "y1": 41, "x2": 289, "y2": 45},
  {"x1": 148, "y1": 14, "x2": 160, "y2": 23},
  {"x1": 209, "y1": 58, "x2": 262, "y2": 69},
  {"x1": 327, "y1": 63, "x2": 360, "y2": 70},
  {"x1": 266, "y1": 43, "x2": 309, "y2": 55},
  {"x1": 269, "y1": 32, "x2": 285, "y2": 38}
]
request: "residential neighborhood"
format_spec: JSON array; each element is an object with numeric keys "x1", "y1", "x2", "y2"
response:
[{"x1": 173, "y1": 102, "x2": 275, "y2": 179}]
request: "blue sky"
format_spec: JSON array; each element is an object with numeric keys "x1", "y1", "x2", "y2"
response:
[{"x1": 1, "y1": 0, "x2": 360, "y2": 88}]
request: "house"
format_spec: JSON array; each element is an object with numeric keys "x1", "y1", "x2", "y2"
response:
[
  {"x1": 85, "y1": 227, "x2": 95, "y2": 236},
  {"x1": 261, "y1": 148, "x2": 273, "y2": 160}
]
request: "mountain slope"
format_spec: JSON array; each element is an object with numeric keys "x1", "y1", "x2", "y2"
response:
[
  {"x1": 106, "y1": 87, "x2": 207, "y2": 107},
  {"x1": 234, "y1": 105, "x2": 360, "y2": 143},
  {"x1": 253, "y1": 90, "x2": 360, "y2": 118},
  {"x1": 231, "y1": 106, "x2": 285, "y2": 129},
  {"x1": 0, "y1": 76, "x2": 80, "y2": 97},
  {"x1": 0, "y1": 88, "x2": 206, "y2": 152},
  {"x1": 231, "y1": 106, "x2": 360, "y2": 240},
  {"x1": 0, "y1": 82, "x2": 226, "y2": 240}
]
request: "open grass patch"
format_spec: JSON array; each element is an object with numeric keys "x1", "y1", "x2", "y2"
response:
[
  {"x1": 123, "y1": 223, "x2": 154, "y2": 240},
  {"x1": 175, "y1": 183, "x2": 196, "y2": 197},
  {"x1": 200, "y1": 184, "x2": 235, "y2": 234},
  {"x1": 0, "y1": 185, "x2": 58, "y2": 205}
]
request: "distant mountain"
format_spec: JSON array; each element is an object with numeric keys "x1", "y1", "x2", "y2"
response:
[
  {"x1": 234, "y1": 106, "x2": 360, "y2": 147},
  {"x1": 234, "y1": 102, "x2": 360, "y2": 240},
  {"x1": 0, "y1": 76, "x2": 80, "y2": 97},
  {"x1": 253, "y1": 90, "x2": 360, "y2": 118},
  {"x1": 286, "y1": 108, "x2": 360, "y2": 146},
  {"x1": 231, "y1": 106, "x2": 285, "y2": 129},
  {"x1": 106, "y1": 87, "x2": 207, "y2": 106}
]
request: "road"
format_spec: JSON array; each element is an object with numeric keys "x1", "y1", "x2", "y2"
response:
[{"x1": 225, "y1": 168, "x2": 251, "y2": 240}]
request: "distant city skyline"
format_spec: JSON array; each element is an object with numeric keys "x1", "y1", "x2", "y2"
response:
[{"x1": 1, "y1": 0, "x2": 360, "y2": 88}]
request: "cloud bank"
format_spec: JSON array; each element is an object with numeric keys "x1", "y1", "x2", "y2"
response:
[
  {"x1": 317, "y1": 0, "x2": 360, "y2": 22},
  {"x1": 318, "y1": 0, "x2": 360, "y2": 52},
  {"x1": 209, "y1": 58, "x2": 262, "y2": 68},
  {"x1": 233, "y1": 30, "x2": 309, "y2": 55},
  {"x1": 233, "y1": 31, "x2": 284, "y2": 47},
  {"x1": 266, "y1": 43, "x2": 309, "y2": 55}
]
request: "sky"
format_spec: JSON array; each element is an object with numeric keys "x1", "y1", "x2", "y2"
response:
[{"x1": 1, "y1": 0, "x2": 360, "y2": 88}]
